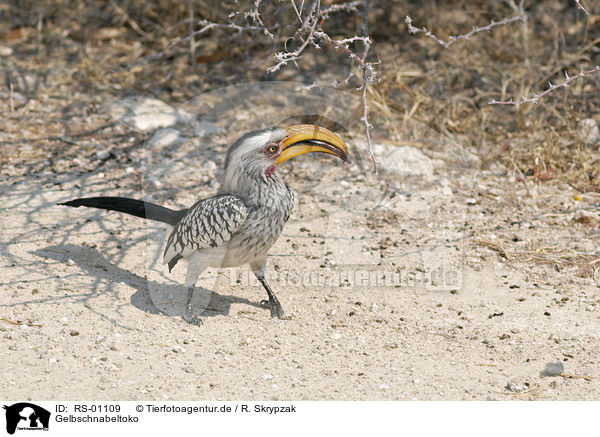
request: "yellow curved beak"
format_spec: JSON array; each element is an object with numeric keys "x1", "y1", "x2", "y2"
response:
[{"x1": 276, "y1": 124, "x2": 351, "y2": 165}]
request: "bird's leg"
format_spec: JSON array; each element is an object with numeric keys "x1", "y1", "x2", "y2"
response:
[
  {"x1": 256, "y1": 274, "x2": 284, "y2": 319},
  {"x1": 182, "y1": 254, "x2": 209, "y2": 326},
  {"x1": 251, "y1": 259, "x2": 284, "y2": 319},
  {"x1": 183, "y1": 286, "x2": 203, "y2": 326}
]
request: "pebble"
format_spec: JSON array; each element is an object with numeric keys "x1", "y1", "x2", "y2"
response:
[
  {"x1": 505, "y1": 380, "x2": 526, "y2": 392},
  {"x1": 262, "y1": 374, "x2": 273, "y2": 380},
  {"x1": 148, "y1": 177, "x2": 163, "y2": 189},
  {"x1": 0, "y1": 46, "x2": 13, "y2": 56},
  {"x1": 172, "y1": 345, "x2": 186, "y2": 353},
  {"x1": 195, "y1": 120, "x2": 223, "y2": 137},
  {"x1": 574, "y1": 210, "x2": 599, "y2": 226},
  {"x1": 95, "y1": 149, "x2": 111, "y2": 160},
  {"x1": 412, "y1": 378, "x2": 420, "y2": 384},
  {"x1": 466, "y1": 198, "x2": 477, "y2": 205},
  {"x1": 148, "y1": 128, "x2": 185, "y2": 148},
  {"x1": 107, "y1": 97, "x2": 194, "y2": 132},
  {"x1": 540, "y1": 361, "x2": 564, "y2": 377},
  {"x1": 579, "y1": 118, "x2": 599, "y2": 145},
  {"x1": 379, "y1": 384, "x2": 390, "y2": 390},
  {"x1": 374, "y1": 145, "x2": 434, "y2": 180},
  {"x1": 202, "y1": 160, "x2": 217, "y2": 171}
]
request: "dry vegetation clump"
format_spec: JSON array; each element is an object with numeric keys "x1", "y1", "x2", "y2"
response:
[{"x1": 1, "y1": 0, "x2": 599, "y2": 189}]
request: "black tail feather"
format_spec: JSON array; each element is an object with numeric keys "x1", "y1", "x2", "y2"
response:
[{"x1": 58, "y1": 196, "x2": 188, "y2": 226}]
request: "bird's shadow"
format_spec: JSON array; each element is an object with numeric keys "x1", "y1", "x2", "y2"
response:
[{"x1": 34, "y1": 244, "x2": 265, "y2": 323}]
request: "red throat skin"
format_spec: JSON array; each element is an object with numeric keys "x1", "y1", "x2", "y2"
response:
[{"x1": 265, "y1": 164, "x2": 276, "y2": 178}]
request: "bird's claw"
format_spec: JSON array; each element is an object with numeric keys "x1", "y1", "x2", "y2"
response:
[
  {"x1": 260, "y1": 299, "x2": 284, "y2": 319},
  {"x1": 182, "y1": 310, "x2": 203, "y2": 326},
  {"x1": 270, "y1": 302, "x2": 284, "y2": 319}
]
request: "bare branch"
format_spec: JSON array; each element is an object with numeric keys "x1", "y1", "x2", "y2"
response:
[
  {"x1": 360, "y1": 0, "x2": 376, "y2": 172},
  {"x1": 574, "y1": 0, "x2": 590, "y2": 15},
  {"x1": 489, "y1": 66, "x2": 600, "y2": 107},
  {"x1": 316, "y1": 32, "x2": 375, "y2": 80},
  {"x1": 405, "y1": 1, "x2": 525, "y2": 49},
  {"x1": 268, "y1": 0, "x2": 321, "y2": 73}
]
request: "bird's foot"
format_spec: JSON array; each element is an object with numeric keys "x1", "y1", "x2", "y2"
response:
[
  {"x1": 260, "y1": 299, "x2": 284, "y2": 319},
  {"x1": 182, "y1": 309, "x2": 203, "y2": 326},
  {"x1": 183, "y1": 286, "x2": 202, "y2": 326}
]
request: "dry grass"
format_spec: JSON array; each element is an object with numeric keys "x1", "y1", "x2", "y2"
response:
[
  {"x1": 472, "y1": 237, "x2": 600, "y2": 277},
  {"x1": 1, "y1": 0, "x2": 599, "y2": 186}
]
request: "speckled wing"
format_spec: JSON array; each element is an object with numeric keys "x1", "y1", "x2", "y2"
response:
[{"x1": 163, "y1": 194, "x2": 248, "y2": 271}]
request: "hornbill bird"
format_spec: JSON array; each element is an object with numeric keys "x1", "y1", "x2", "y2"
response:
[{"x1": 59, "y1": 124, "x2": 351, "y2": 325}]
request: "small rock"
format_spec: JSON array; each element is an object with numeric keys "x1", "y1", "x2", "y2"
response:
[
  {"x1": 0, "y1": 46, "x2": 13, "y2": 56},
  {"x1": 202, "y1": 160, "x2": 217, "y2": 171},
  {"x1": 505, "y1": 380, "x2": 526, "y2": 393},
  {"x1": 262, "y1": 374, "x2": 273, "y2": 380},
  {"x1": 378, "y1": 384, "x2": 390, "y2": 390},
  {"x1": 412, "y1": 378, "x2": 420, "y2": 384},
  {"x1": 330, "y1": 333, "x2": 341, "y2": 340},
  {"x1": 148, "y1": 177, "x2": 163, "y2": 189},
  {"x1": 49, "y1": 357, "x2": 57, "y2": 364},
  {"x1": 466, "y1": 198, "x2": 477, "y2": 205},
  {"x1": 374, "y1": 145, "x2": 434, "y2": 180},
  {"x1": 106, "y1": 97, "x2": 194, "y2": 132},
  {"x1": 148, "y1": 128, "x2": 185, "y2": 148},
  {"x1": 540, "y1": 361, "x2": 564, "y2": 377},
  {"x1": 579, "y1": 118, "x2": 600, "y2": 145},
  {"x1": 195, "y1": 120, "x2": 223, "y2": 137},
  {"x1": 172, "y1": 345, "x2": 186, "y2": 353},
  {"x1": 95, "y1": 149, "x2": 111, "y2": 160},
  {"x1": 574, "y1": 210, "x2": 599, "y2": 226}
]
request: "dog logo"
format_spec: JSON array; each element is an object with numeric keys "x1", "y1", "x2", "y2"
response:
[{"x1": 3, "y1": 403, "x2": 50, "y2": 434}]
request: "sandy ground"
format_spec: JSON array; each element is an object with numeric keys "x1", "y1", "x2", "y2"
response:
[{"x1": 1, "y1": 101, "x2": 599, "y2": 400}]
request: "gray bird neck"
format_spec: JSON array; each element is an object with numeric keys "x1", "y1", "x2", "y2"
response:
[{"x1": 221, "y1": 168, "x2": 289, "y2": 208}]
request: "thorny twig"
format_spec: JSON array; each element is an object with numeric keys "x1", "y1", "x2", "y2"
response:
[
  {"x1": 405, "y1": 0, "x2": 525, "y2": 49},
  {"x1": 489, "y1": 66, "x2": 600, "y2": 107},
  {"x1": 121, "y1": 0, "x2": 377, "y2": 171},
  {"x1": 268, "y1": 0, "x2": 321, "y2": 72},
  {"x1": 266, "y1": 0, "x2": 377, "y2": 171},
  {"x1": 574, "y1": 0, "x2": 590, "y2": 15},
  {"x1": 360, "y1": 0, "x2": 376, "y2": 172}
]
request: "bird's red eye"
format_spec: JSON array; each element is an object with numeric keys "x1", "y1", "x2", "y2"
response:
[{"x1": 265, "y1": 144, "x2": 279, "y2": 155}]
